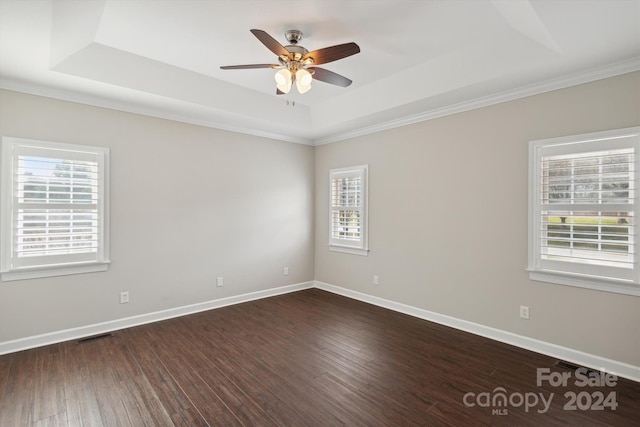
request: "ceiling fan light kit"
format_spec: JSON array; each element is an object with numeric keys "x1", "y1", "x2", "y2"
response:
[
  {"x1": 221, "y1": 29, "x2": 360, "y2": 95},
  {"x1": 275, "y1": 68, "x2": 292, "y2": 93},
  {"x1": 296, "y1": 69, "x2": 313, "y2": 93}
]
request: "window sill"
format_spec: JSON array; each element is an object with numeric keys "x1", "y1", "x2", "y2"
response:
[
  {"x1": 1, "y1": 261, "x2": 111, "y2": 282},
  {"x1": 527, "y1": 269, "x2": 640, "y2": 296},
  {"x1": 329, "y1": 245, "x2": 369, "y2": 256}
]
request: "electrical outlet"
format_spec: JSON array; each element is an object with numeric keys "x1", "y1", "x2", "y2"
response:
[
  {"x1": 373, "y1": 275, "x2": 379, "y2": 285},
  {"x1": 120, "y1": 291, "x2": 129, "y2": 304},
  {"x1": 217, "y1": 277, "x2": 224, "y2": 287},
  {"x1": 284, "y1": 267, "x2": 289, "y2": 276},
  {"x1": 520, "y1": 305, "x2": 530, "y2": 319}
]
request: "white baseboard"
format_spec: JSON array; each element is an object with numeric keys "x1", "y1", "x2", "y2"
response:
[
  {"x1": 2, "y1": 279, "x2": 638, "y2": 383},
  {"x1": 0, "y1": 281, "x2": 314, "y2": 355},
  {"x1": 314, "y1": 281, "x2": 640, "y2": 383}
]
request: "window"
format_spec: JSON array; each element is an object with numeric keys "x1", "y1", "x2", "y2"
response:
[
  {"x1": 528, "y1": 127, "x2": 640, "y2": 296},
  {"x1": 1, "y1": 137, "x2": 110, "y2": 281},
  {"x1": 329, "y1": 165, "x2": 369, "y2": 256}
]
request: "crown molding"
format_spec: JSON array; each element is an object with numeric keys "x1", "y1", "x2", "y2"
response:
[
  {"x1": 0, "y1": 78, "x2": 314, "y2": 146},
  {"x1": 313, "y1": 57, "x2": 640, "y2": 146},
  {"x1": 2, "y1": 57, "x2": 638, "y2": 147}
]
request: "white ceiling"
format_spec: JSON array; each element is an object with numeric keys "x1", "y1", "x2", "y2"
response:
[{"x1": 1, "y1": 0, "x2": 639, "y2": 144}]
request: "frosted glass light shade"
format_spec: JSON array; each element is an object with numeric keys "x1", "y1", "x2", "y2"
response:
[
  {"x1": 275, "y1": 69, "x2": 292, "y2": 93},
  {"x1": 296, "y1": 69, "x2": 312, "y2": 94}
]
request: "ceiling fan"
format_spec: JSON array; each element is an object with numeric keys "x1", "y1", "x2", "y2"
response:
[{"x1": 220, "y1": 29, "x2": 360, "y2": 95}]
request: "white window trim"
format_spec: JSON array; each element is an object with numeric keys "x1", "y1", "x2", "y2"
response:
[
  {"x1": 528, "y1": 127, "x2": 640, "y2": 296},
  {"x1": 329, "y1": 165, "x2": 369, "y2": 256},
  {"x1": 1, "y1": 137, "x2": 111, "y2": 281}
]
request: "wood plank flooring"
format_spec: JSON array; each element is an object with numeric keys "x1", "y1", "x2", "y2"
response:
[{"x1": 1, "y1": 288, "x2": 638, "y2": 426}]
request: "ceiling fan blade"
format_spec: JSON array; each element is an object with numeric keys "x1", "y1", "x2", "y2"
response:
[
  {"x1": 310, "y1": 67, "x2": 353, "y2": 87},
  {"x1": 250, "y1": 29, "x2": 291, "y2": 58},
  {"x1": 220, "y1": 64, "x2": 278, "y2": 70},
  {"x1": 303, "y1": 42, "x2": 360, "y2": 65},
  {"x1": 276, "y1": 88, "x2": 285, "y2": 95}
]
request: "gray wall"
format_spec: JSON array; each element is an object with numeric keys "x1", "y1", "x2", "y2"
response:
[
  {"x1": 315, "y1": 72, "x2": 640, "y2": 367},
  {"x1": 1, "y1": 72, "x2": 638, "y2": 368},
  {"x1": 0, "y1": 89, "x2": 315, "y2": 342}
]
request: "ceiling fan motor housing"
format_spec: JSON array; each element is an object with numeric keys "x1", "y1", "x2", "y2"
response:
[
  {"x1": 285, "y1": 45, "x2": 309, "y2": 61},
  {"x1": 279, "y1": 32, "x2": 312, "y2": 72}
]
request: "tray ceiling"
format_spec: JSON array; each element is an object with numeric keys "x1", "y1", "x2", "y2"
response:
[{"x1": 1, "y1": 0, "x2": 638, "y2": 144}]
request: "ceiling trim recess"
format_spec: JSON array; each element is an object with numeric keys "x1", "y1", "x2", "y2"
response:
[
  {"x1": 0, "y1": 77, "x2": 315, "y2": 145},
  {"x1": 314, "y1": 57, "x2": 640, "y2": 145},
  {"x1": 2, "y1": 57, "x2": 638, "y2": 147}
]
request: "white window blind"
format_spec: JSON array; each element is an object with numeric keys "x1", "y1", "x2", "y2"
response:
[
  {"x1": 1, "y1": 138, "x2": 110, "y2": 280},
  {"x1": 329, "y1": 165, "x2": 368, "y2": 255},
  {"x1": 529, "y1": 127, "x2": 640, "y2": 295}
]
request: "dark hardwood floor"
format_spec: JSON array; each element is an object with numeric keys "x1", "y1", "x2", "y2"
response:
[{"x1": 1, "y1": 288, "x2": 638, "y2": 426}]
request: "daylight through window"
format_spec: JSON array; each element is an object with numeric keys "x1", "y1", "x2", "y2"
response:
[
  {"x1": 329, "y1": 165, "x2": 368, "y2": 256},
  {"x1": 1, "y1": 137, "x2": 110, "y2": 280},
  {"x1": 528, "y1": 127, "x2": 640, "y2": 295}
]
